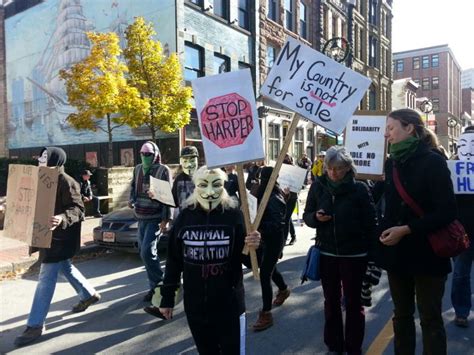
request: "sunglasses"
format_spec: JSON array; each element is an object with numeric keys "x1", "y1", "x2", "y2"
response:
[{"x1": 141, "y1": 152, "x2": 154, "y2": 157}]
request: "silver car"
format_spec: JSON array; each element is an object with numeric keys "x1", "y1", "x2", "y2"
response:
[{"x1": 93, "y1": 207, "x2": 168, "y2": 253}]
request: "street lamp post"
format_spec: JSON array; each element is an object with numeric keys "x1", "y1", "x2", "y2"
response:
[
  {"x1": 346, "y1": 0, "x2": 356, "y2": 67},
  {"x1": 447, "y1": 117, "x2": 460, "y2": 156}
]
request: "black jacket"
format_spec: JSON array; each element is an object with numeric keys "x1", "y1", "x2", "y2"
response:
[
  {"x1": 377, "y1": 144, "x2": 457, "y2": 275},
  {"x1": 79, "y1": 178, "x2": 93, "y2": 199},
  {"x1": 303, "y1": 174, "x2": 376, "y2": 256},
  {"x1": 43, "y1": 169, "x2": 85, "y2": 263},
  {"x1": 160, "y1": 206, "x2": 246, "y2": 317},
  {"x1": 259, "y1": 190, "x2": 286, "y2": 239}
]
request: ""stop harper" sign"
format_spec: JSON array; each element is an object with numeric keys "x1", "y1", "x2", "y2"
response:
[{"x1": 200, "y1": 93, "x2": 254, "y2": 148}]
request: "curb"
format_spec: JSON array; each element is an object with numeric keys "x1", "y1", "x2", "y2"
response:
[{"x1": 0, "y1": 244, "x2": 106, "y2": 277}]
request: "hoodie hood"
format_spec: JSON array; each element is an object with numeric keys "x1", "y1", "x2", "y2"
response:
[
  {"x1": 40, "y1": 147, "x2": 67, "y2": 167},
  {"x1": 140, "y1": 141, "x2": 161, "y2": 164}
]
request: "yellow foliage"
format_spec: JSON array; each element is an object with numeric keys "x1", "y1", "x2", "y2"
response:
[{"x1": 124, "y1": 17, "x2": 192, "y2": 137}]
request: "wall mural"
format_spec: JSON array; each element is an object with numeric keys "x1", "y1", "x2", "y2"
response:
[{"x1": 5, "y1": 0, "x2": 176, "y2": 149}]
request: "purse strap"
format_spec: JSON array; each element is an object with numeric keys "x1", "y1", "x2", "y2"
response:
[{"x1": 392, "y1": 163, "x2": 424, "y2": 217}]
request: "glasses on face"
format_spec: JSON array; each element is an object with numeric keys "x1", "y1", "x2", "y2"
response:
[
  {"x1": 326, "y1": 166, "x2": 346, "y2": 173},
  {"x1": 141, "y1": 152, "x2": 154, "y2": 157}
]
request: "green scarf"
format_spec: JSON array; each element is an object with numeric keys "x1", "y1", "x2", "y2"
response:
[
  {"x1": 389, "y1": 136, "x2": 420, "y2": 162},
  {"x1": 325, "y1": 172, "x2": 353, "y2": 195},
  {"x1": 141, "y1": 155, "x2": 154, "y2": 175}
]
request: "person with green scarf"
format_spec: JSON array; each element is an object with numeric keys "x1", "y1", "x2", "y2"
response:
[
  {"x1": 377, "y1": 108, "x2": 457, "y2": 355},
  {"x1": 303, "y1": 146, "x2": 377, "y2": 355},
  {"x1": 129, "y1": 141, "x2": 172, "y2": 303}
]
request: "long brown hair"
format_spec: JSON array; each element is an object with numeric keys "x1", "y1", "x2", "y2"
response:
[{"x1": 388, "y1": 108, "x2": 438, "y2": 149}]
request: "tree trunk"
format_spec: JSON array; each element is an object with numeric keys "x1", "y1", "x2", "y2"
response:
[
  {"x1": 107, "y1": 113, "x2": 113, "y2": 168},
  {"x1": 151, "y1": 126, "x2": 156, "y2": 142}
]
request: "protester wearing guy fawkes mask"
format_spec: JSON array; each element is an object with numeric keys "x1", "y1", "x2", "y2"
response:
[
  {"x1": 450, "y1": 125, "x2": 474, "y2": 328},
  {"x1": 171, "y1": 146, "x2": 199, "y2": 215},
  {"x1": 157, "y1": 166, "x2": 261, "y2": 354}
]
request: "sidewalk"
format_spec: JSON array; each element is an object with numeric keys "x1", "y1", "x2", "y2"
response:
[{"x1": 0, "y1": 217, "x2": 103, "y2": 275}]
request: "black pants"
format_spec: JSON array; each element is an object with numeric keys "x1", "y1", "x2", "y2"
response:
[
  {"x1": 259, "y1": 232, "x2": 287, "y2": 311},
  {"x1": 284, "y1": 193, "x2": 298, "y2": 240},
  {"x1": 387, "y1": 272, "x2": 447, "y2": 355},
  {"x1": 187, "y1": 312, "x2": 243, "y2": 355}
]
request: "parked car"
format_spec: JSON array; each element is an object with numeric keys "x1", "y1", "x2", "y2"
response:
[{"x1": 93, "y1": 207, "x2": 168, "y2": 253}]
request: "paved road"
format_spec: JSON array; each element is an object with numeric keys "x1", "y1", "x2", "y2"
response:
[{"x1": 0, "y1": 222, "x2": 472, "y2": 354}]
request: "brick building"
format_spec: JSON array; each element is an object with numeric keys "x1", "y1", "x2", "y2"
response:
[
  {"x1": 461, "y1": 68, "x2": 474, "y2": 125},
  {"x1": 393, "y1": 45, "x2": 463, "y2": 154}
]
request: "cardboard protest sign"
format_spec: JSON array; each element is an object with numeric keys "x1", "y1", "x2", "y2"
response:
[
  {"x1": 150, "y1": 176, "x2": 176, "y2": 207},
  {"x1": 344, "y1": 115, "x2": 387, "y2": 179},
  {"x1": 447, "y1": 161, "x2": 474, "y2": 194},
  {"x1": 457, "y1": 130, "x2": 474, "y2": 161},
  {"x1": 3, "y1": 164, "x2": 58, "y2": 248},
  {"x1": 277, "y1": 164, "x2": 307, "y2": 193},
  {"x1": 192, "y1": 69, "x2": 265, "y2": 168},
  {"x1": 260, "y1": 37, "x2": 371, "y2": 134}
]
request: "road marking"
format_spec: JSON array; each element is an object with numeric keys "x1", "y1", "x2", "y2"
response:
[{"x1": 366, "y1": 316, "x2": 394, "y2": 355}]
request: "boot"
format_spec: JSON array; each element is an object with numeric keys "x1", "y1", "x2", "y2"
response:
[
  {"x1": 273, "y1": 288, "x2": 291, "y2": 306},
  {"x1": 14, "y1": 326, "x2": 43, "y2": 347},
  {"x1": 72, "y1": 293, "x2": 101, "y2": 313},
  {"x1": 252, "y1": 310, "x2": 273, "y2": 331}
]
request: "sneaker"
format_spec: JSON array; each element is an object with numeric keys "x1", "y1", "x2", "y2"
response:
[
  {"x1": 144, "y1": 306, "x2": 167, "y2": 320},
  {"x1": 14, "y1": 326, "x2": 43, "y2": 347},
  {"x1": 94, "y1": 213, "x2": 103, "y2": 218},
  {"x1": 143, "y1": 289, "x2": 154, "y2": 302},
  {"x1": 252, "y1": 310, "x2": 273, "y2": 331},
  {"x1": 72, "y1": 293, "x2": 101, "y2": 313},
  {"x1": 273, "y1": 288, "x2": 291, "y2": 306},
  {"x1": 288, "y1": 236, "x2": 296, "y2": 245},
  {"x1": 454, "y1": 316, "x2": 469, "y2": 328}
]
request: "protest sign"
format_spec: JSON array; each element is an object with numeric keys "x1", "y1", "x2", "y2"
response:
[
  {"x1": 3, "y1": 164, "x2": 58, "y2": 248},
  {"x1": 150, "y1": 176, "x2": 176, "y2": 207},
  {"x1": 344, "y1": 114, "x2": 387, "y2": 179},
  {"x1": 447, "y1": 161, "x2": 474, "y2": 194},
  {"x1": 260, "y1": 37, "x2": 371, "y2": 134},
  {"x1": 277, "y1": 164, "x2": 307, "y2": 193},
  {"x1": 192, "y1": 69, "x2": 265, "y2": 168},
  {"x1": 247, "y1": 191, "x2": 257, "y2": 224}
]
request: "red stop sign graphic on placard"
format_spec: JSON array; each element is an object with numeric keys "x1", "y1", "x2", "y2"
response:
[{"x1": 200, "y1": 93, "x2": 254, "y2": 148}]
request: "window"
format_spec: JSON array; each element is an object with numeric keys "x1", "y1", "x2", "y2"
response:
[
  {"x1": 422, "y1": 55, "x2": 429, "y2": 69},
  {"x1": 188, "y1": 0, "x2": 203, "y2": 6},
  {"x1": 284, "y1": 0, "x2": 294, "y2": 31},
  {"x1": 413, "y1": 57, "x2": 420, "y2": 70},
  {"x1": 422, "y1": 78, "x2": 430, "y2": 90},
  {"x1": 184, "y1": 42, "x2": 204, "y2": 80},
  {"x1": 369, "y1": 0, "x2": 377, "y2": 25},
  {"x1": 432, "y1": 76, "x2": 439, "y2": 89},
  {"x1": 413, "y1": 78, "x2": 420, "y2": 85},
  {"x1": 238, "y1": 0, "x2": 250, "y2": 30},
  {"x1": 369, "y1": 87, "x2": 377, "y2": 110},
  {"x1": 213, "y1": 0, "x2": 228, "y2": 20},
  {"x1": 431, "y1": 54, "x2": 439, "y2": 67},
  {"x1": 307, "y1": 128, "x2": 313, "y2": 143},
  {"x1": 213, "y1": 53, "x2": 230, "y2": 74},
  {"x1": 185, "y1": 116, "x2": 202, "y2": 140},
  {"x1": 268, "y1": 124, "x2": 280, "y2": 161},
  {"x1": 369, "y1": 36, "x2": 377, "y2": 67},
  {"x1": 299, "y1": 2, "x2": 307, "y2": 39},
  {"x1": 395, "y1": 59, "x2": 404, "y2": 72},
  {"x1": 267, "y1": 0, "x2": 278, "y2": 21},
  {"x1": 294, "y1": 128, "x2": 304, "y2": 161},
  {"x1": 432, "y1": 98, "x2": 439, "y2": 113},
  {"x1": 266, "y1": 45, "x2": 276, "y2": 71}
]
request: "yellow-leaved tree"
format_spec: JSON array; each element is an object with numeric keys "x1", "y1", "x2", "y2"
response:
[
  {"x1": 124, "y1": 17, "x2": 192, "y2": 140},
  {"x1": 60, "y1": 32, "x2": 149, "y2": 167}
]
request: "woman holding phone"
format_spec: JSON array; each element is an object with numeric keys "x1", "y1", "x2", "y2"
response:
[{"x1": 303, "y1": 146, "x2": 376, "y2": 355}]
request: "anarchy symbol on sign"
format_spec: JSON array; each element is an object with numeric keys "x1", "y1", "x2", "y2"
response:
[{"x1": 322, "y1": 37, "x2": 351, "y2": 63}]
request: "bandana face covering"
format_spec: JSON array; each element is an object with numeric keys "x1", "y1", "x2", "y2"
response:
[
  {"x1": 141, "y1": 154, "x2": 154, "y2": 174},
  {"x1": 195, "y1": 171, "x2": 224, "y2": 211},
  {"x1": 180, "y1": 156, "x2": 198, "y2": 176}
]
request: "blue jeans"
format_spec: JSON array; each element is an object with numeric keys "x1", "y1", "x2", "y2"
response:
[
  {"x1": 138, "y1": 220, "x2": 163, "y2": 290},
  {"x1": 451, "y1": 242, "x2": 473, "y2": 318},
  {"x1": 27, "y1": 260, "x2": 97, "y2": 327}
]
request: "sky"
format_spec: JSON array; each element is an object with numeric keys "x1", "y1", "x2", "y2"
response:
[{"x1": 391, "y1": 0, "x2": 474, "y2": 70}]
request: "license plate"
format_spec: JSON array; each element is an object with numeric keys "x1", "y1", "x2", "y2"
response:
[{"x1": 103, "y1": 231, "x2": 115, "y2": 243}]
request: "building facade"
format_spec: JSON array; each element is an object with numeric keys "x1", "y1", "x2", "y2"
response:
[
  {"x1": 461, "y1": 68, "x2": 474, "y2": 125},
  {"x1": 393, "y1": 45, "x2": 463, "y2": 153}
]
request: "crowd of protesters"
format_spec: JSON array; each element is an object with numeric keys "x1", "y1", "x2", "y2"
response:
[{"x1": 13, "y1": 109, "x2": 472, "y2": 355}]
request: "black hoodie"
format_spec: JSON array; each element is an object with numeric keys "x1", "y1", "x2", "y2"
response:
[
  {"x1": 160, "y1": 205, "x2": 246, "y2": 317},
  {"x1": 40, "y1": 147, "x2": 85, "y2": 263}
]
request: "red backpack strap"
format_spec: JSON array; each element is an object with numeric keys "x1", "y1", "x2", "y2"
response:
[{"x1": 392, "y1": 163, "x2": 424, "y2": 217}]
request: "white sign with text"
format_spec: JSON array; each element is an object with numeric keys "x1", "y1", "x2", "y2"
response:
[
  {"x1": 447, "y1": 160, "x2": 474, "y2": 194},
  {"x1": 277, "y1": 164, "x2": 308, "y2": 193},
  {"x1": 150, "y1": 176, "x2": 176, "y2": 206},
  {"x1": 344, "y1": 115, "x2": 387, "y2": 177},
  {"x1": 260, "y1": 37, "x2": 372, "y2": 134}
]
